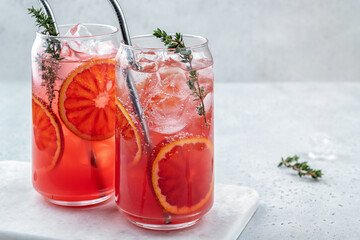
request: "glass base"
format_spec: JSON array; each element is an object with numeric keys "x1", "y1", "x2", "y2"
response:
[
  {"x1": 46, "y1": 194, "x2": 111, "y2": 207},
  {"x1": 130, "y1": 218, "x2": 200, "y2": 231},
  {"x1": 118, "y1": 207, "x2": 202, "y2": 230}
]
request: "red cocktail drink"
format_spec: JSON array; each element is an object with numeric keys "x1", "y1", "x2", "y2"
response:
[
  {"x1": 115, "y1": 34, "x2": 214, "y2": 229},
  {"x1": 32, "y1": 24, "x2": 119, "y2": 206}
]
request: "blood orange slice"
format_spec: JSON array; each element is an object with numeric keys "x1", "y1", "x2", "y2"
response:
[
  {"x1": 58, "y1": 59, "x2": 116, "y2": 141},
  {"x1": 151, "y1": 137, "x2": 214, "y2": 214},
  {"x1": 115, "y1": 99, "x2": 142, "y2": 166},
  {"x1": 32, "y1": 94, "x2": 64, "y2": 170}
]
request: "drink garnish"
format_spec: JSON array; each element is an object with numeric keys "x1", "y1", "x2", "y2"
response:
[
  {"x1": 58, "y1": 59, "x2": 116, "y2": 141},
  {"x1": 151, "y1": 137, "x2": 214, "y2": 214},
  {"x1": 153, "y1": 28, "x2": 209, "y2": 127},
  {"x1": 115, "y1": 99, "x2": 142, "y2": 167},
  {"x1": 28, "y1": 6, "x2": 62, "y2": 108},
  {"x1": 32, "y1": 94, "x2": 64, "y2": 170},
  {"x1": 278, "y1": 155, "x2": 323, "y2": 179}
]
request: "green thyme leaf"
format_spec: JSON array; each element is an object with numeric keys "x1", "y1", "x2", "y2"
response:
[
  {"x1": 29, "y1": 6, "x2": 62, "y2": 108},
  {"x1": 278, "y1": 155, "x2": 323, "y2": 179}
]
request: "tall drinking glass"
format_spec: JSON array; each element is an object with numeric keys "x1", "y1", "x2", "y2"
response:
[
  {"x1": 31, "y1": 24, "x2": 119, "y2": 206},
  {"x1": 115, "y1": 34, "x2": 214, "y2": 230}
]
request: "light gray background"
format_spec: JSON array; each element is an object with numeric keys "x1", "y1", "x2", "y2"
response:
[
  {"x1": 1, "y1": 0, "x2": 360, "y2": 83},
  {"x1": 1, "y1": 1, "x2": 360, "y2": 239}
]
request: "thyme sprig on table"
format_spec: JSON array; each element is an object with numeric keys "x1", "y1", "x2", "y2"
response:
[
  {"x1": 28, "y1": 6, "x2": 62, "y2": 108},
  {"x1": 153, "y1": 28, "x2": 208, "y2": 127},
  {"x1": 278, "y1": 155, "x2": 323, "y2": 179}
]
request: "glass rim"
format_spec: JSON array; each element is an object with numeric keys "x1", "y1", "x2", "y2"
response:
[
  {"x1": 120, "y1": 34, "x2": 209, "y2": 51},
  {"x1": 35, "y1": 23, "x2": 119, "y2": 40}
]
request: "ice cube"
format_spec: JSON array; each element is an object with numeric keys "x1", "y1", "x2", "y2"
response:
[
  {"x1": 158, "y1": 54, "x2": 185, "y2": 69},
  {"x1": 65, "y1": 24, "x2": 92, "y2": 37},
  {"x1": 308, "y1": 133, "x2": 337, "y2": 160},
  {"x1": 191, "y1": 57, "x2": 213, "y2": 70},
  {"x1": 131, "y1": 51, "x2": 158, "y2": 72},
  {"x1": 60, "y1": 42, "x2": 73, "y2": 58},
  {"x1": 145, "y1": 93, "x2": 188, "y2": 134},
  {"x1": 203, "y1": 92, "x2": 213, "y2": 113},
  {"x1": 63, "y1": 24, "x2": 95, "y2": 55},
  {"x1": 182, "y1": 92, "x2": 212, "y2": 122},
  {"x1": 93, "y1": 41, "x2": 117, "y2": 55},
  {"x1": 61, "y1": 24, "x2": 117, "y2": 58},
  {"x1": 158, "y1": 66, "x2": 189, "y2": 98},
  {"x1": 142, "y1": 66, "x2": 191, "y2": 134},
  {"x1": 60, "y1": 42, "x2": 80, "y2": 60}
]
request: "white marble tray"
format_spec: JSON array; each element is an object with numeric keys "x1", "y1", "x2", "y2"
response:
[{"x1": 0, "y1": 161, "x2": 259, "y2": 240}]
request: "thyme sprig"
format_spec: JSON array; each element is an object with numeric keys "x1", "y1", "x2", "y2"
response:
[
  {"x1": 278, "y1": 155, "x2": 323, "y2": 179},
  {"x1": 153, "y1": 28, "x2": 208, "y2": 127},
  {"x1": 28, "y1": 6, "x2": 62, "y2": 108},
  {"x1": 28, "y1": 6, "x2": 58, "y2": 37}
]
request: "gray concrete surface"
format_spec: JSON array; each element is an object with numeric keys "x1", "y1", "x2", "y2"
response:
[{"x1": 1, "y1": 81, "x2": 359, "y2": 239}]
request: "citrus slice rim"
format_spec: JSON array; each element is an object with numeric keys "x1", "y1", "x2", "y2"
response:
[{"x1": 115, "y1": 99, "x2": 142, "y2": 167}]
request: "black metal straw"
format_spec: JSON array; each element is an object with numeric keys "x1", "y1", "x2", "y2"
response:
[
  {"x1": 38, "y1": 0, "x2": 59, "y2": 35},
  {"x1": 107, "y1": 0, "x2": 152, "y2": 150},
  {"x1": 107, "y1": 0, "x2": 171, "y2": 224}
]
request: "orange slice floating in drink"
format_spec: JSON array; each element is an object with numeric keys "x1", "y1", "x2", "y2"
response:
[
  {"x1": 32, "y1": 94, "x2": 64, "y2": 170},
  {"x1": 58, "y1": 59, "x2": 116, "y2": 141},
  {"x1": 151, "y1": 137, "x2": 214, "y2": 214},
  {"x1": 115, "y1": 99, "x2": 142, "y2": 166}
]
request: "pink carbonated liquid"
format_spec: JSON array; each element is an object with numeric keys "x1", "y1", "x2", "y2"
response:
[
  {"x1": 115, "y1": 55, "x2": 214, "y2": 226},
  {"x1": 32, "y1": 24, "x2": 117, "y2": 204}
]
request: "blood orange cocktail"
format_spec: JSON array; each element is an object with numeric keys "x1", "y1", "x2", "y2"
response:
[
  {"x1": 115, "y1": 34, "x2": 214, "y2": 229},
  {"x1": 31, "y1": 24, "x2": 119, "y2": 206}
]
